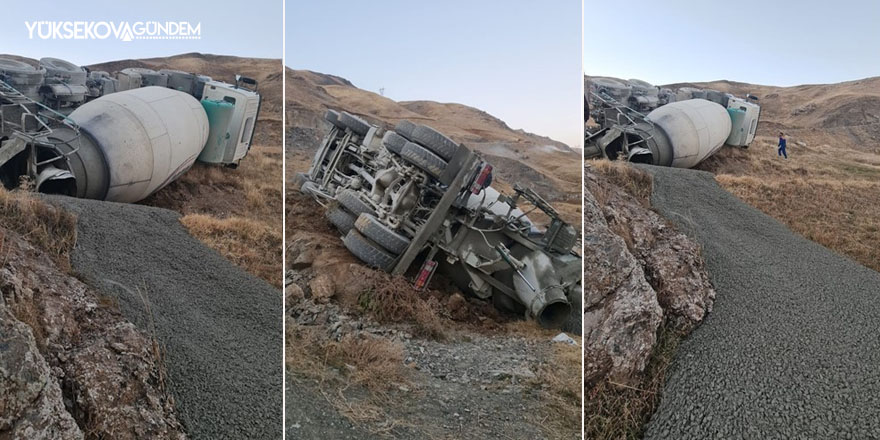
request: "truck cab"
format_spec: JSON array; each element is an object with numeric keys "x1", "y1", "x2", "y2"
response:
[{"x1": 200, "y1": 79, "x2": 261, "y2": 165}]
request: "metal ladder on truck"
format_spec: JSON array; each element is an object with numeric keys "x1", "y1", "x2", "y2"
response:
[{"x1": 0, "y1": 79, "x2": 81, "y2": 179}]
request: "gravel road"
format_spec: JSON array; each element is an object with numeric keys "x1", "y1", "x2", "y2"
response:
[
  {"x1": 639, "y1": 166, "x2": 880, "y2": 439},
  {"x1": 49, "y1": 196, "x2": 282, "y2": 440}
]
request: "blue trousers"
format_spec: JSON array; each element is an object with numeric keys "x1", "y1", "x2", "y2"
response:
[{"x1": 778, "y1": 145, "x2": 787, "y2": 158}]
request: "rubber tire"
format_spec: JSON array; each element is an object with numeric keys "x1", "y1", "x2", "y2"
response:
[
  {"x1": 394, "y1": 120, "x2": 417, "y2": 140},
  {"x1": 335, "y1": 189, "x2": 376, "y2": 217},
  {"x1": 409, "y1": 124, "x2": 459, "y2": 161},
  {"x1": 292, "y1": 172, "x2": 309, "y2": 191},
  {"x1": 324, "y1": 109, "x2": 345, "y2": 129},
  {"x1": 343, "y1": 229, "x2": 396, "y2": 272},
  {"x1": 354, "y1": 213, "x2": 411, "y2": 255},
  {"x1": 339, "y1": 112, "x2": 370, "y2": 136},
  {"x1": 326, "y1": 206, "x2": 356, "y2": 234},
  {"x1": 401, "y1": 141, "x2": 447, "y2": 179},
  {"x1": 382, "y1": 131, "x2": 407, "y2": 155}
]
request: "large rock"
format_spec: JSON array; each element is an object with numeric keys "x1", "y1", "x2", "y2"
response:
[
  {"x1": 588, "y1": 166, "x2": 715, "y2": 333},
  {"x1": 0, "y1": 302, "x2": 83, "y2": 439},
  {"x1": 0, "y1": 227, "x2": 186, "y2": 439},
  {"x1": 583, "y1": 163, "x2": 715, "y2": 384},
  {"x1": 583, "y1": 170, "x2": 662, "y2": 384}
]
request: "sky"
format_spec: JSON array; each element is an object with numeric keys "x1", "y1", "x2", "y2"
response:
[
  {"x1": 0, "y1": 0, "x2": 281, "y2": 65},
  {"x1": 286, "y1": 0, "x2": 583, "y2": 148},
  {"x1": 586, "y1": 0, "x2": 880, "y2": 87}
]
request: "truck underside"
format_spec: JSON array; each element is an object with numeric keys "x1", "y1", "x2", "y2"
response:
[{"x1": 296, "y1": 110, "x2": 582, "y2": 332}]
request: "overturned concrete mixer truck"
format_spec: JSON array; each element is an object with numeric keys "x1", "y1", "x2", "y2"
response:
[
  {"x1": 294, "y1": 111, "x2": 582, "y2": 332},
  {"x1": 0, "y1": 56, "x2": 260, "y2": 202},
  {"x1": 585, "y1": 77, "x2": 761, "y2": 168}
]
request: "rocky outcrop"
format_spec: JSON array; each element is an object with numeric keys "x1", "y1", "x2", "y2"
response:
[
  {"x1": 583, "y1": 163, "x2": 715, "y2": 384},
  {"x1": 0, "y1": 302, "x2": 83, "y2": 439},
  {"x1": 583, "y1": 170, "x2": 662, "y2": 385},
  {"x1": 0, "y1": 227, "x2": 186, "y2": 439}
]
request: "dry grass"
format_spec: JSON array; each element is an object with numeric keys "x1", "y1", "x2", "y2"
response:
[
  {"x1": 0, "y1": 186, "x2": 76, "y2": 267},
  {"x1": 590, "y1": 160, "x2": 653, "y2": 206},
  {"x1": 585, "y1": 324, "x2": 682, "y2": 440},
  {"x1": 325, "y1": 336, "x2": 406, "y2": 389},
  {"x1": 532, "y1": 340, "x2": 583, "y2": 439},
  {"x1": 353, "y1": 272, "x2": 447, "y2": 340},
  {"x1": 180, "y1": 214, "x2": 282, "y2": 287},
  {"x1": 286, "y1": 322, "x2": 407, "y2": 391},
  {"x1": 286, "y1": 321, "x2": 411, "y2": 434},
  {"x1": 147, "y1": 146, "x2": 283, "y2": 288},
  {"x1": 703, "y1": 136, "x2": 880, "y2": 274}
]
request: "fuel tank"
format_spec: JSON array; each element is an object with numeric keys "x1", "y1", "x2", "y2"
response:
[{"x1": 49, "y1": 86, "x2": 208, "y2": 203}]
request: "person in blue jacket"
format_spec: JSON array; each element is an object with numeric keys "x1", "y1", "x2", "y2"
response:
[{"x1": 778, "y1": 132, "x2": 788, "y2": 159}]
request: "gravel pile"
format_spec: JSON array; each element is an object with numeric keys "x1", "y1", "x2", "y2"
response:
[
  {"x1": 49, "y1": 196, "x2": 282, "y2": 440},
  {"x1": 640, "y1": 166, "x2": 880, "y2": 438}
]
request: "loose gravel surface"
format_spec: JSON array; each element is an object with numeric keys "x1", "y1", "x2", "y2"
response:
[
  {"x1": 640, "y1": 166, "x2": 880, "y2": 439},
  {"x1": 287, "y1": 294, "x2": 574, "y2": 439},
  {"x1": 49, "y1": 196, "x2": 282, "y2": 440}
]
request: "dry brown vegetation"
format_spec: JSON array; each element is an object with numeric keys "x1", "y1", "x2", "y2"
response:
[
  {"x1": 529, "y1": 333, "x2": 583, "y2": 439},
  {"x1": 0, "y1": 187, "x2": 76, "y2": 267},
  {"x1": 286, "y1": 323, "x2": 407, "y2": 392},
  {"x1": 285, "y1": 322, "x2": 411, "y2": 433},
  {"x1": 585, "y1": 324, "x2": 681, "y2": 440},
  {"x1": 590, "y1": 160, "x2": 654, "y2": 206},
  {"x1": 354, "y1": 273, "x2": 448, "y2": 340},
  {"x1": 148, "y1": 146, "x2": 283, "y2": 288},
  {"x1": 667, "y1": 76, "x2": 880, "y2": 275},
  {"x1": 701, "y1": 136, "x2": 880, "y2": 274}
]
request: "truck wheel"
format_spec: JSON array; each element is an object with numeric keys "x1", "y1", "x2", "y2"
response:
[
  {"x1": 354, "y1": 213, "x2": 411, "y2": 254},
  {"x1": 410, "y1": 124, "x2": 459, "y2": 160},
  {"x1": 394, "y1": 120, "x2": 417, "y2": 140},
  {"x1": 401, "y1": 142, "x2": 447, "y2": 179},
  {"x1": 382, "y1": 131, "x2": 407, "y2": 155},
  {"x1": 335, "y1": 188, "x2": 376, "y2": 217},
  {"x1": 326, "y1": 206, "x2": 356, "y2": 234},
  {"x1": 343, "y1": 229, "x2": 396, "y2": 272},
  {"x1": 339, "y1": 112, "x2": 370, "y2": 136},
  {"x1": 324, "y1": 109, "x2": 345, "y2": 129},
  {"x1": 292, "y1": 172, "x2": 309, "y2": 191}
]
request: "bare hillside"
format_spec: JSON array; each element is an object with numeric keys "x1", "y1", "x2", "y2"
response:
[
  {"x1": 89, "y1": 53, "x2": 283, "y2": 146},
  {"x1": 666, "y1": 77, "x2": 880, "y2": 151},
  {"x1": 287, "y1": 68, "x2": 581, "y2": 222}
]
